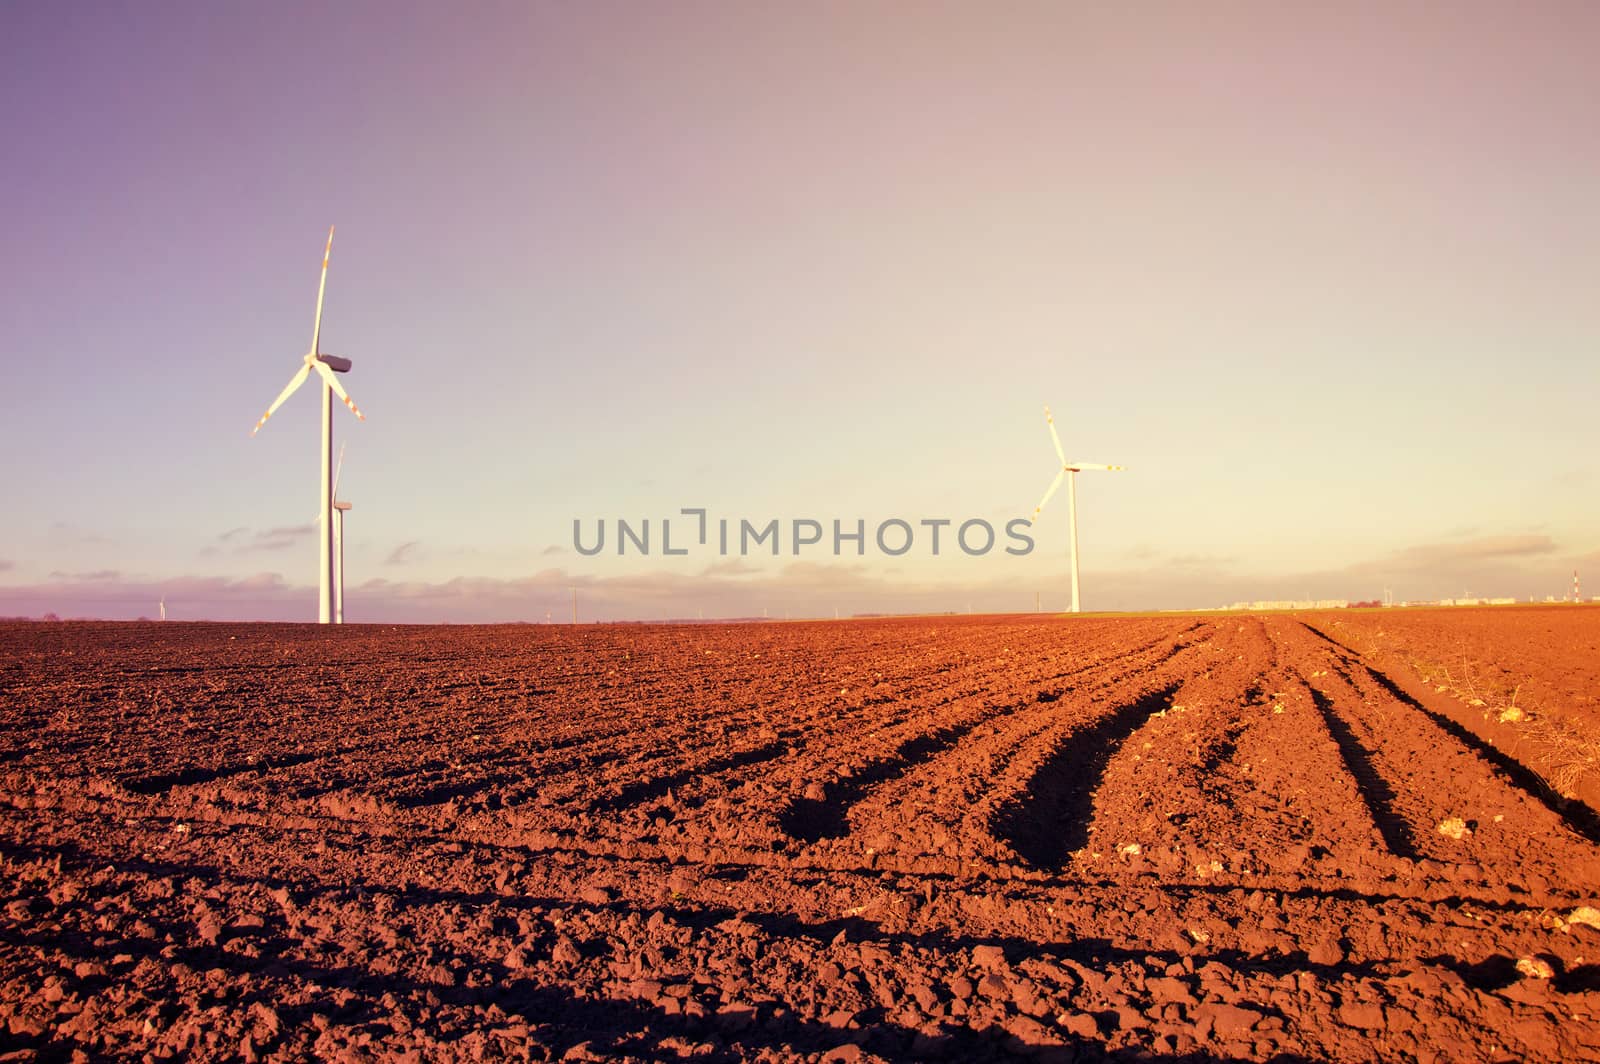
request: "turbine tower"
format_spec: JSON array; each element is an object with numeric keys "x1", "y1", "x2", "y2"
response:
[
  {"x1": 251, "y1": 227, "x2": 367, "y2": 624},
  {"x1": 1027, "y1": 405, "x2": 1123, "y2": 614}
]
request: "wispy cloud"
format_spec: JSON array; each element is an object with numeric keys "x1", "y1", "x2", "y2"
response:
[
  {"x1": 1567, "y1": 547, "x2": 1600, "y2": 568},
  {"x1": 0, "y1": 563, "x2": 1041, "y2": 622},
  {"x1": 47, "y1": 522, "x2": 110, "y2": 545},
  {"x1": 234, "y1": 525, "x2": 316, "y2": 554},
  {"x1": 0, "y1": 560, "x2": 13, "y2": 573},
  {"x1": 233, "y1": 572, "x2": 289, "y2": 592},
  {"x1": 0, "y1": 572, "x2": 304, "y2": 621},
  {"x1": 1250, "y1": 532, "x2": 1577, "y2": 606},
  {"x1": 1385, "y1": 534, "x2": 1556, "y2": 567},
  {"x1": 701, "y1": 559, "x2": 759, "y2": 577},
  {"x1": 1164, "y1": 553, "x2": 1237, "y2": 570},
  {"x1": 0, "y1": 530, "x2": 1587, "y2": 622},
  {"x1": 386, "y1": 541, "x2": 421, "y2": 566}
]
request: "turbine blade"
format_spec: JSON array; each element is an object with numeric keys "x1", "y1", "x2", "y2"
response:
[
  {"x1": 312, "y1": 359, "x2": 366, "y2": 420},
  {"x1": 1030, "y1": 469, "x2": 1066, "y2": 521},
  {"x1": 250, "y1": 364, "x2": 312, "y2": 436},
  {"x1": 1044, "y1": 405, "x2": 1066, "y2": 465},
  {"x1": 310, "y1": 226, "x2": 334, "y2": 357}
]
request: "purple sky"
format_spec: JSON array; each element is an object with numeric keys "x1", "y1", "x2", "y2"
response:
[{"x1": 2, "y1": 2, "x2": 1597, "y2": 620}]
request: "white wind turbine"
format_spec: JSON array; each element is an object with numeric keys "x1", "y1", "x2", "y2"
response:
[
  {"x1": 333, "y1": 449, "x2": 353, "y2": 624},
  {"x1": 319, "y1": 443, "x2": 353, "y2": 624},
  {"x1": 251, "y1": 226, "x2": 367, "y2": 624},
  {"x1": 1027, "y1": 405, "x2": 1123, "y2": 614}
]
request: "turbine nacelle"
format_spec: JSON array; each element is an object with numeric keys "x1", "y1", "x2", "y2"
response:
[{"x1": 315, "y1": 353, "x2": 352, "y2": 373}]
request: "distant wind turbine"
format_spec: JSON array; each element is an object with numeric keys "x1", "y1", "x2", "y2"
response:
[
  {"x1": 331, "y1": 444, "x2": 351, "y2": 624},
  {"x1": 251, "y1": 227, "x2": 367, "y2": 624},
  {"x1": 1027, "y1": 405, "x2": 1124, "y2": 614},
  {"x1": 308, "y1": 443, "x2": 353, "y2": 623},
  {"x1": 332, "y1": 500, "x2": 351, "y2": 623}
]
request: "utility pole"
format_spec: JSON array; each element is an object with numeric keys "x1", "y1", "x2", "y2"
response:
[{"x1": 570, "y1": 586, "x2": 577, "y2": 624}]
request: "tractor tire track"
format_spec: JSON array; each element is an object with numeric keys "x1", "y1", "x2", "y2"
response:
[
  {"x1": 1274, "y1": 618, "x2": 1600, "y2": 889},
  {"x1": 789, "y1": 625, "x2": 1217, "y2": 861}
]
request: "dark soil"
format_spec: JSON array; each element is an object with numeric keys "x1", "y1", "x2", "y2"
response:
[{"x1": 2, "y1": 614, "x2": 1597, "y2": 1061}]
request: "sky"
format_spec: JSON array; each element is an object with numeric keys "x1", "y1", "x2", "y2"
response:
[{"x1": 1, "y1": 1, "x2": 1596, "y2": 621}]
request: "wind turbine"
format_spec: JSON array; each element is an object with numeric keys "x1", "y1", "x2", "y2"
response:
[
  {"x1": 329, "y1": 443, "x2": 351, "y2": 624},
  {"x1": 332, "y1": 499, "x2": 352, "y2": 623},
  {"x1": 306, "y1": 443, "x2": 353, "y2": 623},
  {"x1": 251, "y1": 227, "x2": 367, "y2": 624},
  {"x1": 1027, "y1": 405, "x2": 1123, "y2": 614}
]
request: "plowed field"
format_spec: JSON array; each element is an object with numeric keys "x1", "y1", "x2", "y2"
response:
[{"x1": 3, "y1": 613, "x2": 1599, "y2": 1062}]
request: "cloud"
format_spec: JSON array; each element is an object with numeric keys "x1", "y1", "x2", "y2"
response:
[
  {"x1": 1232, "y1": 532, "x2": 1575, "y2": 608},
  {"x1": 1566, "y1": 547, "x2": 1600, "y2": 568},
  {"x1": 1058, "y1": 531, "x2": 1579, "y2": 611},
  {"x1": 701, "y1": 559, "x2": 760, "y2": 577},
  {"x1": 386, "y1": 541, "x2": 421, "y2": 566},
  {"x1": 0, "y1": 529, "x2": 1586, "y2": 622},
  {"x1": 342, "y1": 562, "x2": 956, "y2": 621},
  {"x1": 0, "y1": 560, "x2": 13, "y2": 573},
  {"x1": 1163, "y1": 553, "x2": 1237, "y2": 570},
  {"x1": 47, "y1": 522, "x2": 110, "y2": 544},
  {"x1": 248, "y1": 525, "x2": 315, "y2": 551},
  {"x1": 1386, "y1": 534, "x2": 1556, "y2": 566},
  {"x1": 234, "y1": 572, "x2": 289, "y2": 592},
  {"x1": 0, "y1": 560, "x2": 1052, "y2": 623},
  {"x1": 214, "y1": 525, "x2": 316, "y2": 554},
  {"x1": 0, "y1": 572, "x2": 307, "y2": 621},
  {"x1": 540, "y1": 545, "x2": 566, "y2": 556}
]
